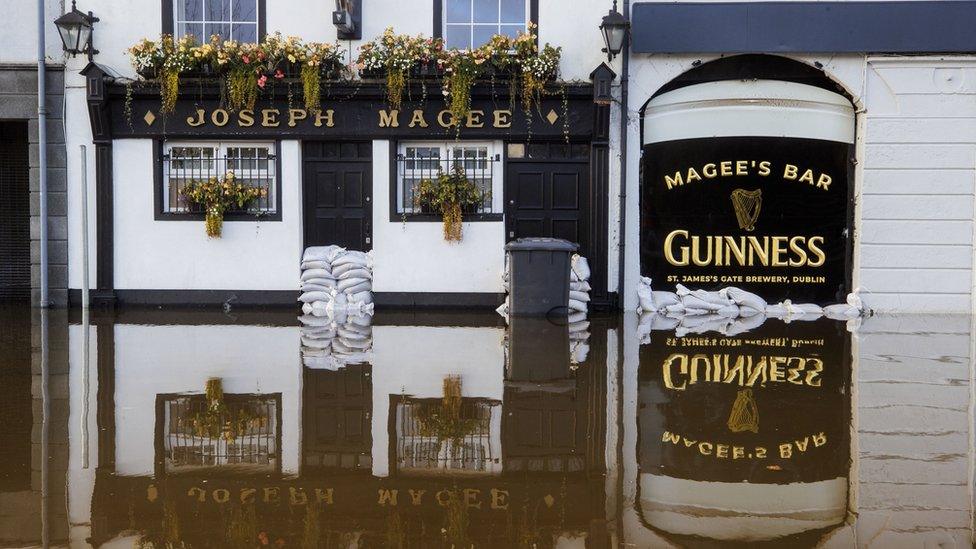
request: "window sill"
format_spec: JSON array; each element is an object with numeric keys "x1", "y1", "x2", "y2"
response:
[
  {"x1": 154, "y1": 211, "x2": 282, "y2": 222},
  {"x1": 391, "y1": 213, "x2": 503, "y2": 223}
]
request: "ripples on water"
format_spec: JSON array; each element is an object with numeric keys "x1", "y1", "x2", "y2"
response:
[{"x1": 0, "y1": 305, "x2": 972, "y2": 547}]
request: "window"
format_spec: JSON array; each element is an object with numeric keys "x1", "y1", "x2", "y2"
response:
[
  {"x1": 443, "y1": 0, "x2": 528, "y2": 50},
  {"x1": 161, "y1": 141, "x2": 277, "y2": 217},
  {"x1": 396, "y1": 141, "x2": 502, "y2": 217},
  {"x1": 174, "y1": 0, "x2": 259, "y2": 42}
]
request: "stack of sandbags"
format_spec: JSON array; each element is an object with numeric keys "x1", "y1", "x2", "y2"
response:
[
  {"x1": 300, "y1": 246, "x2": 374, "y2": 317},
  {"x1": 568, "y1": 311, "x2": 590, "y2": 366},
  {"x1": 299, "y1": 311, "x2": 372, "y2": 370},
  {"x1": 568, "y1": 254, "x2": 592, "y2": 314}
]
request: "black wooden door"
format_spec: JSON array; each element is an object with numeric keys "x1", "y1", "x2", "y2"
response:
[
  {"x1": 0, "y1": 122, "x2": 30, "y2": 300},
  {"x1": 303, "y1": 142, "x2": 372, "y2": 251},
  {"x1": 302, "y1": 364, "x2": 372, "y2": 470}
]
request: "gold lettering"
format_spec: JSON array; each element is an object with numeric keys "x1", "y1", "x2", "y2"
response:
[
  {"x1": 378, "y1": 109, "x2": 399, "y2": 128},
  {"x1": 436, "y1": 489, "x2": 454, "y2": 506},
  {"x1": 261, "y1": 108, "x2": 280, "y2": 127},
  {"x1": 813, "y1": 432, "x2": 827, "y2": 447},
  {"x1": 663, "y1": 431, "x2": 681, "y2": 444},
  {"x1": 378, "y1": 489, "x2": 398, "y2": 506},
  {"x1": 210, "y1": 109, "x2": 229, "y2": 127},
  {"x1": 240, "y1": 488, "x2": 257, "y2": 504},
  {"x1": 662, "y1": 354, "x2": 687, "y2": 390},
  {"x1": 493, "y1": 109, "x2": 512, "y2": 128},
  {"x1": 796, "y1": 437, "x2": 809, "y2": 452},
  {"x1": 463, "y1": 488, "x2": 482, "y2": 509},
  {"x1": 808, "y1": 236, "x2": 826, "y2": 267},
  {"x1": 698, "y1": 442, "x2": 713, "y2": 456},
  {"x1": 314, "y1": 109, "x2": 335, "y2": 127},
  {"x1": 437, "y1": 109, "x2": 457, "y2": 128},
  {"x1": 736, "y1": 160, "x2": 748, "y2": 175},
  {"x1": 691, "y1": 235, "x2": 713, "y2": 266},
  {"x1": 747, "y1": 236, "x2": 769, "y2": 266},
  {"x1": 758, "y1": 161, "x2": 771, "y2": 176},
  {"x1": 779, "y1": 443, "x2": 793, "y2": 458},
  {"x1": 188, "y1": 486, "x2": 206, "y2": 502},
  {"x1": 238, "y1": 109, "x2": 255, "y2": 127},
  {"x1": 798, "y1": 169, "x2": 814, "y2": 185},
  {"x1": 290, "y1": 487, "x2": 308, "y2": 505},
  {"x1": 783, "y1": 164, "x2": 798, "y2": 180},
  {"x1": 408, "y1": 489, "x2": 426, "y2": 505},
  {"x1": 716, "y1": 444, "x2": 729, "y2": 458},
  {"x1": 771, "y1": 236, "x2": 789, "y2": 267},
  {"x1": 686, "y1": 167, "x2": 702, "y2": 183},
  {"x1": 702, "y1": 163, "x2": 717, "y2": 178},
  {"x1": 733, "y1": 446, "x2": 746, "y2": 459},
  {"x1": 288, "y1": 108, "x2": 307, "y2": 127},
  {"x1": 212, "y1": 488, "x2": 230, "y2": 503},
  {"x1": 408, "y1": 109, "x2": 428, "y2": 128},
  {"x1": 186, "y1": 109, "x2": 205, "y2": 127},
  {"x1": 664, "y1": 171, "x2": 684, "y2": 189},
  {"x1": 720, "y1": 161, "x2": 733, "y2": 177},
  {"x1": 314, "y1": 488, "x2": 334, "y2": 505},
  {"x1": 788, "y1": 236, "x2": 808, "y2": 267},
  {"x1": 465, "y1": 110, "x2": 484, "y2": 128},
  {"x1": 664, "y1": 230, "x2": 690, "y2": 266},
  {"x1": 490, "y1": 489, "x2": 509, "y2": 510},
  {"x1": 817, "y1": 173, "x2": 832, "y2": 190},
  {"x1": 264, "y1": 487, "x2": 280, "y2": 503},
  {"x1": 755, "y1": 447, "x2": 767, "y2": 459}
]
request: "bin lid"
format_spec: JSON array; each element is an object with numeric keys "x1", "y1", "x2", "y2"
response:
[{"x1": 504, "y1": 237, "x2": 579, "y2": 252}]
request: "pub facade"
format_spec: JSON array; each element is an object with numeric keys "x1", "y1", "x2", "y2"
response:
[
  {"x1": 62, "y1": 0, "x2": 615, "y2": 309},
  {"x1": 47, "y1": 0, "x2": 976, "y2": 312}
]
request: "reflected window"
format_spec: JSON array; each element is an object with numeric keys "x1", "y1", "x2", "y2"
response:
[
  {"x1": 395, "y1": 397, "x2": 501, "y2": 474},
  {"x1": 444, "y1": 0, "x2": 529, "y2": 49},
  {"x1": 160, "y1": 393, "x2": 280, "y2": 475},
  {"x1": 161, "y1": 141, "x2": 277, "y2": 216},
  {"x1": 174, "y1": 0, "x2": 259, "y2": 42}
]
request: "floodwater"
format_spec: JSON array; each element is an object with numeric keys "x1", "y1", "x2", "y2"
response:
[{"x1": 0, "y1": 304, "x2": 973, "y2": 548}]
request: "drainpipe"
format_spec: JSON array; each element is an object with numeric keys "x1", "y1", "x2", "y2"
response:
[
  {"x1": 615, "y1": 0, "x2": 630, "y2": 310},
  {"x1": 37, "y1": 0, "x2": 49, "y2": 307}
]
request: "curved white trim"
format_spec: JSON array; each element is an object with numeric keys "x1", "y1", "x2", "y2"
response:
[
  {"x1": 639, "y1": 473, "x2": 848, "y2": 541},
  {"x1": 643, "y1": 80, "x2": 855, "y2": 145}
]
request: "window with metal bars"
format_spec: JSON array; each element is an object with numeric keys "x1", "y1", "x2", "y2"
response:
[
  {"x1": 394, "y1": 398, "x2": 502, "y2": 475},
  {"x1": 395, "y1": 141, "x2": 502, "y2": 219},
  {"x1": 159, "y1": 141, "x2": 279, "y2": 219}
]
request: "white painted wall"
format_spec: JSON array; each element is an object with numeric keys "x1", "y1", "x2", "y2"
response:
[
  {"x1": 111, "y1": 324, "x2": 302, "y2": 477},
  {"x1": 368, "y1": 325, "x2": 506, "y2": 477},
  {"x1": 0, "y1": 0, "x2": 64, "y2": 64},
  {"x1": 112, "y1": 139, "x2": 303, "y2": 290},
  {"x1": 371, "y1": 140, "x2": 506, "y2": 294}
]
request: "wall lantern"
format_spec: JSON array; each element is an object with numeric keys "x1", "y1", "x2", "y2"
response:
[
  {"x1": 599, "y1": 1, "x2": 630, "y2": 62},
  {"x1": 333, "y1": 0, "x2": 362, "y2": 40},
  {"x1": 54, "y1": 0, "x2": 99, "y2": 61}
]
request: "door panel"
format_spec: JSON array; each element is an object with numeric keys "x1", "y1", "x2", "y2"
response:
[
  {"x1": 506, "y1": 160, "x2": 589, "y2": 257},
  {"x1": 303, "y1": 142, "x2": 372, "y2": 251},
  {"x1": 303, "y1": 364, "x2": 372, "y2": 470}
]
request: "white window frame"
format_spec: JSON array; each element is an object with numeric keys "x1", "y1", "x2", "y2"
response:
[
  {"x1": 173, "y1": 0, "x2": 259, "y2": 42},
  {"x1": 396, "y1": 140, "x2": 503, "y2": 216},
  {"x1": 443, "y1": 0, "x2": 530, "y2": 50},
  {"x1": 162, "y1": 140, "x2": 277, "y2": 215}
]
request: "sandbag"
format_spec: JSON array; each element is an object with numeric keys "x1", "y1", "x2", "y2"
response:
[
  {"x1": 571, "y1": 255, "x2": 591, "y2": 281},
  {"x1": 338, "y1": 267, "x2": 372, "y2": 281},
  {"x1": 349, "y1": 290, "x2": 373, "y2": 304},
  {"x1": 569, "y1": 290, "x2": 590, "y2": 303},
  {"x1": 299, "y1": 291, "x2": 332, "y2": 304},
  {"x1": 824, "y1": 303, "x2": 860, "y2": 320},
  {"x1": 653, "y1": 291, "x2": 681, "y2": 310},
  {"x1": 567, "y1": 299, "x2": 588, "y2": 313},
  {"x1": 301, "y1": 282, "x2": 336, "y2": 293},
  {"x1": 300, "y1": 260, "x2": 332, "y2": 271},
  {"x1": 303, "y1": 245, "x2": 344, "y2": 263},
  {"x1": 332, "y1": 251, "x2": 369, "y2": 268},
  {"x1": 570, "y1": 280, "x2": 592, "y2": 292},
  {"x1": 339, "y1": 279, "x2": 372, "y2": 294},
  {"x1": 301, "y1": 269, "x2": 334, "y2": 282},
  {"x1": 722, "y1": 286, "x2": 767, "y2": 312}
]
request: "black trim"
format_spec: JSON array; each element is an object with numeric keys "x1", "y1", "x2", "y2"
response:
[
  {"x1": 94, "y1": 143, "x2": 115, "y2": 307},
  {"x1": 162, "y1": 0, "x2": 267, "y2": 40},
  {"x1": 374, "y1": 292, "x2": 505, "y2": 308},
  {"x1": 109, "y1": 289, "x2": 298, "y2": 307},
  {"x1": 433, "y1": 0, "x2": 539, "y2": 40},
  {"x1": 153, "y1": 139, "x2": 284, "y2": 222}
]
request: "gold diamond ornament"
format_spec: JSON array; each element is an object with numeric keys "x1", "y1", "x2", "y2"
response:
[
  {"x1": 545, "y1": 109, "x2": 559, "y2": 125},
  {"x1": 143, "y1": 110, "x2": 156, "y2": 126}
]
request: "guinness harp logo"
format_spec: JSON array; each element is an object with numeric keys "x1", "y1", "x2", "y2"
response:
[
  {"x1": 727, "y1": 388, "x2": 759, "y2": 433},
  {"x1": 730, "y1": 188, "x2": 762, "y2": 231}
]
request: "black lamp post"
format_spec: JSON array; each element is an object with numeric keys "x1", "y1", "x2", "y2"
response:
[
  {"x1": 54, "y1": 0, "x2": 99, "y2": 61},
  {"x1": 600, "y1": 1, "x2": 630, "y2": 62}
]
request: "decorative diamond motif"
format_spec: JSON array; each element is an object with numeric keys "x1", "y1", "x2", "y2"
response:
[
  {"x1": 143, "y1": 110, "x2": 156, "y2": 126},
  {"x1": 544, "y1": 494, "x2": 555, "y2": 507},
  {"x1": 545, "y1": 109, "x2": 559, "y2": 125}
]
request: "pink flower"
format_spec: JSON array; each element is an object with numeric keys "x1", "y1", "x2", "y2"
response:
[
  {"x1": 257, "y1": 74, "x2": 268, "y2": 88},
  {"x1": 274, "y1": 69, "x2": 284, "y2": 79},
  {"x1": 242, "y1": 55, "x2": 251, "y2": 64}
]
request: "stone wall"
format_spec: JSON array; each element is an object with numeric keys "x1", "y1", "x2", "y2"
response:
[{"x1": 0, "y1": 65, "x2": 67, "y2": 306}]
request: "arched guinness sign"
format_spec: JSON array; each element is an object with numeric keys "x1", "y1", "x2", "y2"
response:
[{"x1": 640, "y1": 79, "x2": 855, "y2": 304}]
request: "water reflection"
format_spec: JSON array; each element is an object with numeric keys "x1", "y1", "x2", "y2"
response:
[{"x1": 0, "y1": 307, "x2": 973, "y2": 547}]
